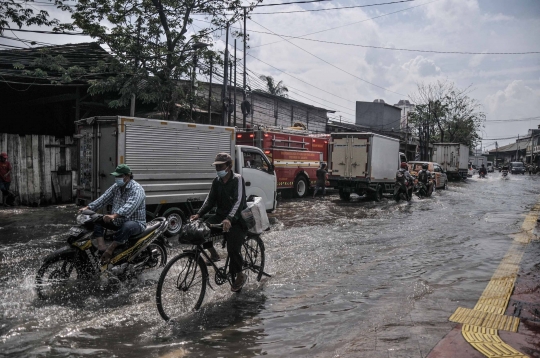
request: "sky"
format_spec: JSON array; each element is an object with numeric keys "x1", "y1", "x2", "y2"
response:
[{"x1": 1, "y1": 0, "x2": 539, "y2": 150}]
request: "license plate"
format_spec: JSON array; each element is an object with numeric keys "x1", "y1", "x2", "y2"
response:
[{"x1": 69, "y1": 227, "x2": 84, "y2": 236}]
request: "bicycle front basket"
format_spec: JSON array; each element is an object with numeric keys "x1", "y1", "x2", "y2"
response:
[{"x1": 178, "y1": 221, "x2": 211, "y2": 245}]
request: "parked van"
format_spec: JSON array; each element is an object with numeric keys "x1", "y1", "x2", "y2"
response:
[{"x1": 486, "y1": 161, "x2": 494, "y2": 173}]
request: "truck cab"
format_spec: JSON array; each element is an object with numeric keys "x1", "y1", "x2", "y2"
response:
[{"x1": 236, "y1": 145, "x2": 277, "y2": 212}]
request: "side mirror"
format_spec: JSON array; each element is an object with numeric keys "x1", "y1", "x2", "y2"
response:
[{"x1": 268, "y1": 164, "x2": 275, "y2": 175}]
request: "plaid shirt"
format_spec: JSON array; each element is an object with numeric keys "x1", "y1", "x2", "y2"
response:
[{"x1": 88, "y1": 179, "x2": 146, "y2": 229}]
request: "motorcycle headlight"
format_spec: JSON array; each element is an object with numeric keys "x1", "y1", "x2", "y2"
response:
[{"x1": 76, "y1": 214, "x2": 91, "y2": 225}]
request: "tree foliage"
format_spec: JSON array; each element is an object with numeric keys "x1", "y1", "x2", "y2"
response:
[
  {"x1": 0, "y1": 0, "x2": 72, "y2": 35},
  {"x1": 258, "y1": 75, "x2": 288, "y2": 97},
  {"x1": 59, "y1": 0, "x2": 259, "y2": 120},
  {"x1": 408, "y1": 80, "x2": 485, "y2": 155}
]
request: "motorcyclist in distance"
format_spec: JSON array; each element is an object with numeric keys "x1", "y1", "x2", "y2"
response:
[
  {"x1": 478, "y1": 164, "x2": 487, "y2": 178},
  {"x1": 396, "y1": 162, "x2": 414, "y2": 200},
  {"x1": 417, "y1": 163, "x2": 434, "y2": 195}
]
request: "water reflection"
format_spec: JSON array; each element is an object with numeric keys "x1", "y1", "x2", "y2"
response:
[{"x1": 1, "y1": 173, "x2": 539, "y2": 356}]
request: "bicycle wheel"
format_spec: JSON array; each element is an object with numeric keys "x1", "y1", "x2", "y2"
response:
[
  {"x1": 242, "y1": 235, "x2": 265, "y2": 283},
  {"x1": 156, "y1": 252, "x2": 207, "y2": 321},
  {"x1": 36, "y1": 254, "x2": 81, "y2": 300}
]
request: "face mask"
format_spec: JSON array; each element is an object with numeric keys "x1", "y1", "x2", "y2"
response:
[
  {"x1": 217, "y1": 169, "x2": 228, "y2": 178},
  {"x1": 115, "y1": 177, "x2": 126, "y2": 187}
]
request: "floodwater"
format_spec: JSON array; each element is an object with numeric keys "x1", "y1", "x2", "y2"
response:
[{"x1": 1, "y1": 172, "x2": 540, "y2": 357}]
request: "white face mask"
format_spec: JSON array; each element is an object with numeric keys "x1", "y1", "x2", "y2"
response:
[
  {"x1": 115, "y1": 177, "x2": 126, "y2": 187},
  {"x1": 217, "y1": 169, "x2": 228, "y2": 178}
]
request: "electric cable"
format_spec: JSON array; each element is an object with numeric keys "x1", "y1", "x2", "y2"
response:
[
  {"x1": 252, "y1": 0, "x2": 415, "y2": 14},
  {"x1": 250, "y1": 18, "x2": 407, "y2": 96}
]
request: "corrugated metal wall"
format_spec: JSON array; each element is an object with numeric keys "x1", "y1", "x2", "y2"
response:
[{"x1": 0, "y1": 133, "x2": 78, "y2": 206}]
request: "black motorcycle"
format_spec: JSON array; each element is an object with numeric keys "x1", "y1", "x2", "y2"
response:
[
  {"x1": 35, "y1": 210, "x2": 170, "y2": 300},
  {"x1": 415, "y1": 179, "x2": 433, "y2": 198},
  {"x1": 394, "y1": 175, "x2": 413, "y2": 202}
]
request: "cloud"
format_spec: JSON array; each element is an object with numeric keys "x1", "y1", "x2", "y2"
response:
[
  {"x1": 485, "y1": 80, "x2": 540, "y2": 113},
  {"x1": 402, "y1": 56, "x2": 441, "y2": 77}
]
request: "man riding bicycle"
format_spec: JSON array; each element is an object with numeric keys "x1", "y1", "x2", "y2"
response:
[{"x1": 190, "y1": 153, "x2": 248, "y2": 292}]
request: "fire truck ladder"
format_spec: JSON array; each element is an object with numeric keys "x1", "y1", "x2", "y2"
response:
[{"x1": 271, "y1": 136, "x2": 309, "y2": 151}]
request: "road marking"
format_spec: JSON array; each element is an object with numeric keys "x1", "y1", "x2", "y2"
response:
[{"x1": 449, "y1": 201, "x2": 540, "y2": 358}]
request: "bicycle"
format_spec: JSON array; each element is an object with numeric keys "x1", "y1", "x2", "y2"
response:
[{"x1": 155, "y1": 223, "x2": 271, "y2": 321}]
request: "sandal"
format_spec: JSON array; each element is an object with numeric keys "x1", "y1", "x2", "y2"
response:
[
  {"x1": 100, "y1": 251, "x2": 113, "y2": 265},
  {"x1": 231, "y1": 273, "x2": 246, "y2": 292}
]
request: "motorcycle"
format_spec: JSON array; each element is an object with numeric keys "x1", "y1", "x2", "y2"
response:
[
  {"x1": 35, "y1": 210, "x2": 170, "y2": 300},
  {"x1": 394, "y1": 174, "x2": 413, "y2": 202},
  {"x1": 501, "y1": 170, "x2": 508, "y2": 179},
  {"x1": 479, "y1": 172, "x2": 486, "y2": 179},
  {"x1": 415, "y1": 179, "x2": 433, "y2": 198}
]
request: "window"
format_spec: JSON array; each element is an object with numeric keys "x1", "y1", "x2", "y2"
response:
[
  {"x1": 433, "y1": 165, "x2": 442, "y2": 173},
  {"x1": 243, "y1": 151, "x2": 269, "y2": 172}
]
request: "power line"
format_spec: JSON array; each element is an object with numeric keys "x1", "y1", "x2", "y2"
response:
[
  {"x1": 251, "y1": 0, "x2": 441, "y2": 49},
  {"x1": 485, "y1": 116, "x2": 540, "y2": 123},
  {"x1": 256, "y1": 0, "x2": 335, "y2": 7},
  {"x1": 249, "y1": 18, "x2": 407, "y2": 96},
  {"x1": 248, "y1": 32, "x2": 540, "y2": 55},
  {"x1": 252, "y1": 0, "x2": 415, "y2": 14}
]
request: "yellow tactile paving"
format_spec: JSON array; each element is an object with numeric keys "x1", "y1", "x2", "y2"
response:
[
  {"x1": 449, "y1": 307, "x2": 520, "y2": 332},
  {"x1": 448, "y1": 200, "x2": 540, "y2": 358}
]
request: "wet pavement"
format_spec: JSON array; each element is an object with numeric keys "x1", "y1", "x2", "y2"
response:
[{"x1": 1, "y1": 172, "x2": 540, "y2": 357}]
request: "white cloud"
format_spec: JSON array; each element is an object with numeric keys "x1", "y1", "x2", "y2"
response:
[
  {"x1": 485, "y1": 80, "x2": 540, "y2": 115},
  {"x1": 402, "y1": 56, "x2": 441, "y2": 77}
]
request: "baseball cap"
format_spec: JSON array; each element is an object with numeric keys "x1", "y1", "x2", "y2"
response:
[
  {"x1": 212, "y1": 152, "x2": 232, "y2": 165},
  {"x1": 111, "y1": 164, "x2": 131, "y2": 176},
  {"x1": 0, "y1": 152, "x2": 7, "y2": 158}
]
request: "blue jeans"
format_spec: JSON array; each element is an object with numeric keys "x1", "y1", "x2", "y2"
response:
[{"x1": 93, "y1": 221, "x2": 143, "y2": 244}]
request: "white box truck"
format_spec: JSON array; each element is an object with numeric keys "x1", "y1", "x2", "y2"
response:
[
  {"x1": 75, "y1": 116, "x2": 277, "y2": 237},
  {"x1": 328, "y1": 133, "x2": 405, "y2": 201},
  {"x1": 431, "y1": 143, "x2": 469, "y2": 180}
]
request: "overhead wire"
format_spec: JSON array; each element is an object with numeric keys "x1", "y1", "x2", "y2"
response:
[
  {"x1": 249, "y1": 18, "x2": 407, "y2": 96},
  {"x1": 251, "y1": 0, "x2": 441, "y2": 49},
  {"x1": 251, "y1": 0, "x2": 415, "y2": 14}
]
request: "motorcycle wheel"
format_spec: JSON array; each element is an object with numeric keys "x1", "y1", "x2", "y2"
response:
[
  {"x1": 36, "y1": 255, "x2": 80, "y2": 300},
  {"x1": 145, "y1": 242, "x2": 168, "y2": 269}
]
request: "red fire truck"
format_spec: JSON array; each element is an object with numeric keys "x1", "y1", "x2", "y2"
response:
[{"x1": 236, "y1": 128, "x2": 329, "y2": 198}]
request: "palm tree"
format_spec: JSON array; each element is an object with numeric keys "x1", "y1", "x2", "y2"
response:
[{"x1": 259, "y1": 75, "x2": 289, "y2": 97}]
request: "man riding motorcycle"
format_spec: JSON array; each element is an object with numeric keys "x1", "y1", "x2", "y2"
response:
[
  {"x1": 190, "y1": 152, "x2": 248, "y2": 292},
  {"x1": 79, "y1": 164, "x2": 146, "y2": 264},
  {"x1": 478, "y1": 164, "x2": 487, "y2": 178},
  {"x1": 417, "y1": 163, "x2": 434, "y2": 196},
  {"x1": 396, "y1": 162, "x2": 414, "y2": 200}
]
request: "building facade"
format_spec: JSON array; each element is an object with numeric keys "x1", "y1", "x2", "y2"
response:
[{"x1": 355, "y1": 99, "x2": 402, "y2": 131}]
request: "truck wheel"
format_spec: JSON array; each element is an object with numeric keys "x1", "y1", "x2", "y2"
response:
[
  {"x1": 293, "y1": 176, "x2": 309, "y2": 198},
  {"x1": 162, "y1": 208, "x2": 185, "y2": 238},
  {"x1": 339, "y1": 189, "x2": 351, "y2": 201}
]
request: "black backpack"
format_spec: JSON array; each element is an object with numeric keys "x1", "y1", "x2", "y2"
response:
[{"x1": 418, "y1": 170, "x2": 428, "y2": 183}]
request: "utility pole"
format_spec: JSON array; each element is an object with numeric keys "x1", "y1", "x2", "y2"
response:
[
  {"x1": 221, "y1": 22, "x2": 229, "y2": 126},
  {"x1": 233, "y1": 39, "x2": 237, "y2": 127},
  {"x1": 208, "y1": 58, "x2": 213, "y2": 124},
  {"x1": 242, "y1": 6, "x2": 247, "y2": 129},
  {"x1": 228, "y1": 61, "x2": 232, "y2": 126}
]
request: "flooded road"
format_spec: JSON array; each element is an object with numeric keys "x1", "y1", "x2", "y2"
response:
[{"x1": 1, "y1": 173, "x2": 540, "y2": 357}]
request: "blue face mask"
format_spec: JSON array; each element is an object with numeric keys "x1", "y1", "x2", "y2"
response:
[
  {"x1": 217, "y1": 169, "x2": 228, "y2": 178},
  {"x1": 115, "y1": 177, "x2": 126, "y2": 187}
]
